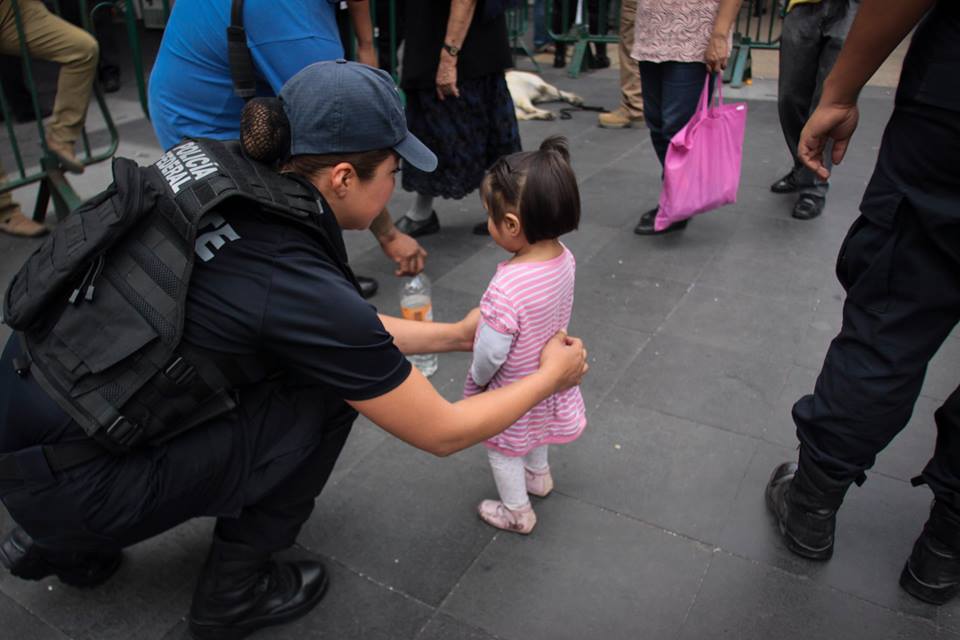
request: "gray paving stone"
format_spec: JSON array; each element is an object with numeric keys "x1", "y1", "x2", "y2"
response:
[
  {"x1": 563, "y1": 320, "x2": 650, "y2": 410},
  {"x1": 696, "y1": 229, "x2": 832, "y2": 304},
  {"x1": 297, "y1": 437, "x2": 496, "y2": 607},
  {"x1": 559, "y1": 221, "x2": 621, "y2": 266},
  {"x1": 583, "y1": 208, "x2": 735, "y2": 284},
  {"x1": 925, "y1": 334, "x2": 959, "y2": 402},
  {"x1": 416, "y1": 614, "x2": 500, "y2": 640},
  {"x1": 442, "y1": 493, "x2": 713, "y2": 640},
  {"x1": 677, "y1": 551, "x2": 942, "y2": 640},
  {"x1": 0, "y1": 514, "x2": 210, "y2": 640},
  {"x1": 659, "y1": 284, "x2": 815, "y2": 364},
  {"x1": 608, "y1": 333, "x2": 791, "y2": 439},
  {"x1": 550, "y1": 403, "x2": 757, "y2": 542},
  {"x1": 0, "y1": 592, "x2": 70, "y2": 639},
  {"x1": 716, "y1": 440, "x2": 944, "y2": 621},
  {"x1": 571, "y1": 262, "x2": 689, "y2": 334}
]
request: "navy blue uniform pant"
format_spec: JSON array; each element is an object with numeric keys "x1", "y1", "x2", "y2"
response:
[
  {"x1": 0, "y1": 339, "x2": 355, "y2": 555},
  {"x1": 794, "y1": 105, "x2": 960, "y2": 507}
]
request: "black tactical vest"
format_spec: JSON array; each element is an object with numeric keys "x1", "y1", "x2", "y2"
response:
[{"x1": 3, "y1": 139, "x2": 356, "y2": 453}]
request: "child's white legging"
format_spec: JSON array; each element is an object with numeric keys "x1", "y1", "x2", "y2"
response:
[{"x1": 487, "y1": 446, "x2": 549, "y2": 510}]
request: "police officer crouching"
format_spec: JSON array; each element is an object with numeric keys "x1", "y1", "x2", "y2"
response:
[{"x1": 0, "y1": 60, "x2": 589, "y2": 639}]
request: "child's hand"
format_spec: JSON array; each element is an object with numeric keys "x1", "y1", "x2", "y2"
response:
[
  {"x1": 456, "y1": 307, "x2": 481, "y2": 351},
  {"x1": 539, "y1": 331, "x2": 589, "y2": 393}
]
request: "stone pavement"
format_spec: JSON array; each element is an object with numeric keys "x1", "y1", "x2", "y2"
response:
[{"x1": 1, "y1": 61, "x2": 958, "y2": 640}]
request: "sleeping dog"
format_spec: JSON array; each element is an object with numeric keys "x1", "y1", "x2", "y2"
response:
[{"x1": 505, "y1": 70, "x2": 584, "y2": 121}]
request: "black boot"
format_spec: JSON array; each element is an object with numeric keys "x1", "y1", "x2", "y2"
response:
[
  {"x1": 553, "y1": 43, "x2": 567, "y2": 69},
  {"x1": 900, "y1": 500, "x2": 960, "y2": 605},
  {"x1": 188, "y1": 538, "x2": 329, "y2": 640},
  {"x1": 765, "y1": 453, "x2": 853, "y2": 561},
  {"x1": 0, "y1": 526, "x2": 122, "y2": 588}
]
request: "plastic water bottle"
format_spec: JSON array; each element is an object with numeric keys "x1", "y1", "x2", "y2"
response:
[{"x1": 400, "y1": 273, "x2": 438, "y2": 378}]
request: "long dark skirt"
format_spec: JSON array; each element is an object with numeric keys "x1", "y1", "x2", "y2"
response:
[{"x1": 402, "y1": 73, "x2": 521, "y2": 200}]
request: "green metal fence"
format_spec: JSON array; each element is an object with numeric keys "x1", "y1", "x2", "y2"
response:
[
  {"x1": 728, "y1": 0, "x2": 784, "y2": 87},
  {"x1": 548, "y1": 0, "x2": 620, "y2": 79},
  {"x1": 0, "y1": 0, "x2": 132, "y2": 221}
]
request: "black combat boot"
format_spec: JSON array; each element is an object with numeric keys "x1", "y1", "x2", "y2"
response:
[
  {"x1": 188, "y1": 538, "x2": 329, "y2": 640},
  {"x1": 0, "y1": 526, "x2": 122, "y2": 588},
  {"x1": 766, "y1": 452, "x2": 853, "y2": 561},
  {"x1": 900, "y1": 500, "x2": 960, "y2": 605}
]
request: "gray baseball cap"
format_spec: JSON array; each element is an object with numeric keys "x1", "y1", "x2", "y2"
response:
[{"x1": 279, "y1": 60, "x2": 437, "y2": 172}]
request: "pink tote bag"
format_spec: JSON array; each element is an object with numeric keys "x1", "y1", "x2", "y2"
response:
[{"x1": 655, "y1": 74, "x2": 747, "y2": 232}]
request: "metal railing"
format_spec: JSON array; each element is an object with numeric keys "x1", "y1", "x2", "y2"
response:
[
  {"x1": 124, "y1": 0, "x2": 169, "y2": 119},
  {"x1": 728, "y1": 0, "x2": 784, "y2": 87},
  {"x1": 547, "y1": 0, "x2": 619, "y2": 78},
  {"x1": 1, "y1": 0, "x2": 133, "y2": 221},
  {"x1": 507, "y1": 2, "x2": 541, "y2": 73}
]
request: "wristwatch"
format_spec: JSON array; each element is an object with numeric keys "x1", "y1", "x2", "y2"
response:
[{"x1": 442, "y1": 42, "x2": 460, "y2": 57}]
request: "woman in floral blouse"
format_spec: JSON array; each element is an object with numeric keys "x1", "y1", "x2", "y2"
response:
[{"x1": 631, "y1": 0, "x2": 743, "y2": 235}]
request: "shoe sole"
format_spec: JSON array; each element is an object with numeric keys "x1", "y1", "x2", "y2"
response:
[
  {"x1": 899, "y1": 562, "x2": 960, "y2": 605},
  {"x1": 188, "y1": 570, "x2": 330, "y2": 640},
  {"x1": 598, "y1": 118, "x2": 644, "y2": 129}
]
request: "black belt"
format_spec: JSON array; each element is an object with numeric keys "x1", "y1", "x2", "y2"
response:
[{"x1": 0, "y1": 440, "x2": 108, "y2": 483}]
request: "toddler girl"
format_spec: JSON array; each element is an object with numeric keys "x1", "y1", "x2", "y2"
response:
[{"x1": 465, "y1": 136, "x2": 586, "y2": 534}]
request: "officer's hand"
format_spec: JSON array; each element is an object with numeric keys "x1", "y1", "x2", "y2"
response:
[
  {"x1": 798, "y1": 102, "x2": 860, "y2": 181},
  {"x1": 539, "y1": 331, "x2": 588, "y2": 394},
  {"x1": 457, "y1": 307, "x2": 481, "y2": 351},
  {"x1": 379, "y1": 230, "x2": 428, "y2": 276}
]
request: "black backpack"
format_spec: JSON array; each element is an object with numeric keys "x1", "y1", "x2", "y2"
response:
[{"x1": 3, "y1": 139, "x2": 354, "y2": 452}]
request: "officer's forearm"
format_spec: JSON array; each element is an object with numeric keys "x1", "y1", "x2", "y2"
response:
[
  {"x1": 820, "y1": 0, "x2": 934, "y2": 106},
  {"x1": 369, "y1": 208, "x2": 396, "y2": 242},
  {"x1": 379, "y1": 314, "x2": 473, "y2": 353}
]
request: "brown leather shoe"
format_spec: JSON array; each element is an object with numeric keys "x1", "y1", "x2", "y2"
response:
[
  {"x1": 598, "y1": 107, "x2": 644, "y2": 129},
  {"x1": 0, "y1": 211, "x2": 48, "y2": 237},
  {"x1": 45, "y1": 134, "x2": 85, "y2": 174}
]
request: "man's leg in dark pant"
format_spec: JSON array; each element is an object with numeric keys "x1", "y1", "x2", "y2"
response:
[
  {"x1": 794, "y1": 206, "x2": 960, "y2": 479},
  {"x1": 778, "y1": 3, "x2": 830, "y2": 197},
  {"x1": 768, "y1": 200, "x2": 960, "y2": 562},
  {"x1": 920, "y1": 386, "x2": 960, "y2": 509},
  {"x1": 658, "y1": 62, "x2": 708, "y2": 164}
]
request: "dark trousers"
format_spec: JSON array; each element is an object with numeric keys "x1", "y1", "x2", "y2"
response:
[
  {"x1": 0, "y1": 341, "x2": 354, "y2": 555},
  {"x1": 777, "y1": 0, "x2": 857, "y2": 199},
  {"x1": 638, "y1": 61, "x2": 708, "y2": 167},
  {"x1": 794, "y1": 106, "x2": 960, "y2": 508}
]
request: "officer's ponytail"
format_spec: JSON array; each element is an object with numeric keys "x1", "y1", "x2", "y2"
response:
[{"x1": 240, "y1": 97, "x2": 291, "y2": 166}]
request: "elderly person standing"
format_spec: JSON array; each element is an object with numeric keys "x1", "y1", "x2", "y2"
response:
[
  {"x1": 393, "y1": 0, "x2": 521, "y2": 237},
  {"x1": 631, "y1": 0, "x2": 743, "y2": 235}
]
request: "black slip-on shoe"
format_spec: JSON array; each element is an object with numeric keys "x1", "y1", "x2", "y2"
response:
[
  {"x1": 394, "y1": 211, "x2": 440, "y2": 238},
  {"x1": 633, "y1": 207, "x2": 688, "y2": 236}
]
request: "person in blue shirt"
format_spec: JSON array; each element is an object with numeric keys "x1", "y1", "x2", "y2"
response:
[{"x1": 148, "y1": 0, "x2": 424, "y2": 297}]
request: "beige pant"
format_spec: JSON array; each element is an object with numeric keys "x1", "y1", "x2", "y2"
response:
[
  {"x1": 0, "y1": 0, "x2": 98, "y2": 144},
  {"x1": 618, "y1": 0, "x2": 643, "y2": 117}
]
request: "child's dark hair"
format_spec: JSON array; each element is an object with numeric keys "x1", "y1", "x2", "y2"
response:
[
  {"x1": 481, "y1": 136, "x2": 580, "y2": 244},
  {"x1": 240, "y1": 96, "x2": 394, "y2": 180}
]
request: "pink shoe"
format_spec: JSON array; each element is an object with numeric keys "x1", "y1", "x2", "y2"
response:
[
  {"x1": 525, "y1": 466, "x2": 554, "y2": 498},
  {"x1": 477, "y1": 500, "x2": 537, "y2": 534}
]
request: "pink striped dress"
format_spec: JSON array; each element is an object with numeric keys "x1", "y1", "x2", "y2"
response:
[{"x1": 464, "y1": 245, "x2": 587, "y2": 456}]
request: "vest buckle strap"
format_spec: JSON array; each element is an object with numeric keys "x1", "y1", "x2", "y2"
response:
[
  {"x1": 164, "y1": 356, "x2": 196, "y2": 386},
  {"x1": 105, "y1": 416, "x2": 141, "y2": 448}
]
